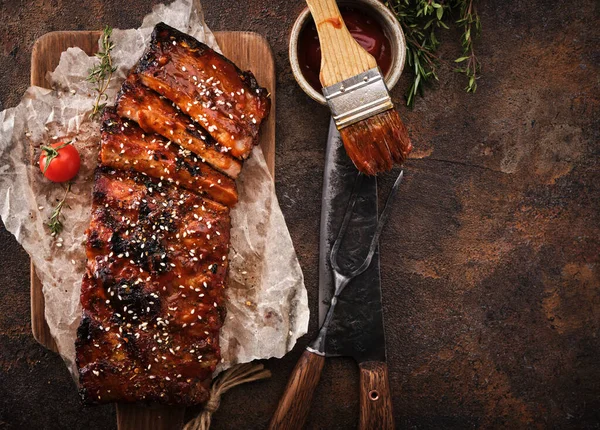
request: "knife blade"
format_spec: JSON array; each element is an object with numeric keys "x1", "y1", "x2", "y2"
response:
[{"x1": 316, "y1": 119, "x2": 387, "y2": 365}]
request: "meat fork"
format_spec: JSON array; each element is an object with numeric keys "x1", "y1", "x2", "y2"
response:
[{"x1": 310, "y1": 170, "x2": 404, "y2": 354}]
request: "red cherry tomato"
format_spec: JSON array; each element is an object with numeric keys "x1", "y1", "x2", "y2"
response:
[{"x1": 39, "y1": 141, "x2": 81, "y2": 183}]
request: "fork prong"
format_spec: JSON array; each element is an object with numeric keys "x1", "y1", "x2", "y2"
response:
[
  {"x1": 329, "y1": 169, "x2": 404, "y2": 280},
  {"x1": 353, "y1": 170, "x2": 403, "y2": 276},
  {"x1": 329, "y1": 172, "x2": 364, "y2": 274}
]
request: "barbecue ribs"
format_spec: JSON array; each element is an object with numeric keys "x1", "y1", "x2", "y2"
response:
[
  {"x1": 76, "y1": 22, "x2": 270, "y2": 405},
  {"x1": 116, "y1": 75, "x2": 242, "y2": 179},
  {"x1": 136, "y1": 23, "x2": 270, "y2": 159}
]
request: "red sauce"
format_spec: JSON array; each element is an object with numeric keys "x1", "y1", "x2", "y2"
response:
[
  {"x1": 297, "y1": 8, "x2": 393, "y2": 92},
  {"x1": 323, "y1": 17, "x2": 342, "y2": 29}
]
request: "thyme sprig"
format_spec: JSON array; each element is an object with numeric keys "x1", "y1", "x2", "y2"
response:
[
  {"x1": 48, "y1": 182, "x2": 71, "y2": 236},
  {"x1": 87, "y1": 26, "x2": 116, "y2": 120},
  {"x1": 387, "y1": 0, "x2": 482, "y2": 107}
]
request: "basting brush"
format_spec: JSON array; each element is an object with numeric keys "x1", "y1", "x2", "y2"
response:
[{"x1": 306, "y1": 0, "x2": 412, "y2": 175}]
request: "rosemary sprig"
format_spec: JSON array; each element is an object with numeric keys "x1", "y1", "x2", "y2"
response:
[
  {"x1": 386, "y1": 0, "x2": 482, "y2": 107},
  {"x1": 48, "y1": 182, "x2": 71, "y2": 236},
  {"x1": 454, "y1": 0, "x2": 481, "y2": 92},
  {"x1": 87, "y1": 26, "x2": 117, "y2": 120}
]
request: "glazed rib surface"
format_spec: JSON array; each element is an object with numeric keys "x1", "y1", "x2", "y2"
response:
[
  {"x1": 77, "y1": 168, "x2": 230, "y2": 405},
  {"x1": 116, "y1": 75, "x2": 242, "y2": 179},
  {"x1": 100, "y1": 108, "x2": 238, "y2": 207},
  {"x1": 136, "y1": 22, "x2": 270, "y2": 159}
]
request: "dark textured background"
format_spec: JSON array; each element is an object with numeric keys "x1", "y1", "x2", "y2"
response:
[{"x1": 1, "y1": 0, "x2": 599, "y2": 429}]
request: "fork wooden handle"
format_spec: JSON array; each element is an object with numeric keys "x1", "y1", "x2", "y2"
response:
[{"x1": 268, "y1": 349, "x2": 325, "y2": 430}]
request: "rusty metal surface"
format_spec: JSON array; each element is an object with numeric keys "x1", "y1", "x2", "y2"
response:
[{"x1": 1, "y1": 0, "x2": 599, "y2": 429}]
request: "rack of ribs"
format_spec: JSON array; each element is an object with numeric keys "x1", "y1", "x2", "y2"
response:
[{"x1": 76, "y1": 22, "x2": 270, "y2": 405}]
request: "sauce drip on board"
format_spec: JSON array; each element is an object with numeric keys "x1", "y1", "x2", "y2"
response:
[{"x1": 297, "y1": 8, "x2": 393, "y2": 92}]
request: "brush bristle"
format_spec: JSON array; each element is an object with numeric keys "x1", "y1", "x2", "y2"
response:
[{"x1": 339, "y1": 110, "x2": 412, "y2": 175}]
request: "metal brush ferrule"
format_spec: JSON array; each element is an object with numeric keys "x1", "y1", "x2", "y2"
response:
[{"x1": 322, "y1": 67, "x2": 394, "y2": 130}]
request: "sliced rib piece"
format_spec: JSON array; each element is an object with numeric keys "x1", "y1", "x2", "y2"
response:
[
  {"x1": 100, "y1": 108, "x2": 238, "y2": 207},
  {"x1": 76, "y1": 167, "x2": 230, "y2": 405},
  {"x1": 116, "y1": 75, "x2": 242, "y2": 179},
  {"x1": 136, "y1": 22, "x2": 270, "y2": 159}
]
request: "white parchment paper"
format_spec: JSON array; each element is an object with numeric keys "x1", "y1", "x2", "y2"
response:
[{"x1": 0, "y1": 0, "x2": 308, "y2": 378}]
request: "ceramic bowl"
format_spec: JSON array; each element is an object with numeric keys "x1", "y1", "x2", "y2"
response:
[{"x1": 289, "y1": 0, "x2": 406, "y2": 105}]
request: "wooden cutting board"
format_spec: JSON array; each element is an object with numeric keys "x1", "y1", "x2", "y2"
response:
[{"x1": 30, "y1": 30, "x2": 276, "y2": 430}]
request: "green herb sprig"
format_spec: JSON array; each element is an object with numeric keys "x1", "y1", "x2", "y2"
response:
[
  {"x1": 87, "y1": 26, "x2": 117, "y2": 120},
  {"x1": 48, "y1": 182, "x2": 71, "y2": 236},
  {"x1": 454, "y1": 0, "x2": 481, "y2": 93},
  {"x1": 387, "y1": 0, "x2": 482, "y2": 107}
]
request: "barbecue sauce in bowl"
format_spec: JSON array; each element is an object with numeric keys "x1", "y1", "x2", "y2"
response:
[{"x1": 297, "y1": 8, "x2": 393, "y2": 92}]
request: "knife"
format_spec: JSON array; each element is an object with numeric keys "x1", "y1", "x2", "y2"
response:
[{"x1": 269, "y1": 119, "x2": 395, "y2": 430}]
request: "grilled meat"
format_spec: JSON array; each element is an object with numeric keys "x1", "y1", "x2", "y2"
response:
[
  {"x1": 136, "y1": 22, "x2": 270, "y2": 159},
  {"x1": 116, "y1": 75, "x2": 242, "y2": 179},
  {"x1": 76, "y1": 168, "x2": 230, "y2": 405},
  {"x1": 78, "y1": 22, "x2": 271, "y2": 406},
  {"x1": 100, "y1": 108, "x2": 238, "y2": 207}
]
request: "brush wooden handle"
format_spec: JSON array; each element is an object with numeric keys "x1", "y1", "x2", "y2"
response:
[
  {"x1": 306, "y1": 0, "x2": 377, "y2": 87},
  {"x1": 268, "y1": 349, "x2": 326, "y2": 430},
  {"x1": 358, "y1": 361, "x2": 395, "y2": 430}
]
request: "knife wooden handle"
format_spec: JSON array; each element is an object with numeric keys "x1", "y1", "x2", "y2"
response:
[
  {"x1": 268, "y1": 348, "x2": 325, "y2": 430},
  {"x1": 358, "y1": 361, "x2": 395, "y2": 430}
]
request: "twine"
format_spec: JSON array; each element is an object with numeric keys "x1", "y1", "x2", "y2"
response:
[{"x1": 183, "y1": 363, "x2": 272, "y2": 430}]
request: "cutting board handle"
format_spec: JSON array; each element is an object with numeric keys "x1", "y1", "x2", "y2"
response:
[
  {"x1": 268, "y1": 348, "x2": 325, "y2": 430},
  {"x1": 358, "y1": 361, "x2": 395, "y2": 430}
]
